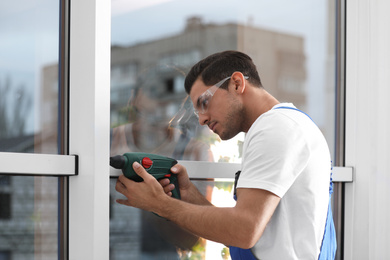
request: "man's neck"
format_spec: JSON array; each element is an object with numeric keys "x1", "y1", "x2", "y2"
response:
[{"x1": 243, "y1": 88, "x2": 280, "y2": 132}]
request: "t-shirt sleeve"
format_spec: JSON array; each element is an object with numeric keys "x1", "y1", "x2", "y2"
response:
[{"x1": 237, "y1": 113, "x2": 311, "y2": 198}]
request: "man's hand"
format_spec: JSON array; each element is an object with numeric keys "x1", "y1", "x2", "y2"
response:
[
  {"x1": 158, "y1": 164, "x2": 190, "y2": 199},
  {"x1": 159, "y1": 164, "x2": 212, "y2": 206},
  {"x1": 115, "y1": 161, "x2": 167, "y2": 212}
]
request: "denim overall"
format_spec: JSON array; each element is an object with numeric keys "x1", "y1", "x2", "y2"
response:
[{"x1": 229, "y1": 106, "x2": 337, "y2": 260}]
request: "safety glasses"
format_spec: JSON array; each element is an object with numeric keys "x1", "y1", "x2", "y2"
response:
[{"x1": 193, "y1": 75, "x2": 248, "y2": 117}]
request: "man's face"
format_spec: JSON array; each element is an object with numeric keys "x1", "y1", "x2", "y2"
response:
[{"x1": 189, "y1": 77, "x2": 245, "y2": 140}]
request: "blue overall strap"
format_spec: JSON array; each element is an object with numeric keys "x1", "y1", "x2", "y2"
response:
[
  {"x1": 318, "y1": 170, "x2": 337, "y2": 260},
  {"x1": 229, "y1": 246, "x2": 258, "y2": 260},
  {"x1": 274, "y1": 106, "x2": 314, "y2": 122}
]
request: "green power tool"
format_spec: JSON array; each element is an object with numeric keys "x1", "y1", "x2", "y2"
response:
[{"x1": 110, "y1": 152, "x2": 181, "y2": 200}]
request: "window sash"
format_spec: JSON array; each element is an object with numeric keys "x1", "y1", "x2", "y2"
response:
[
  {"x1": 110, "y1": 160, "x2": 353, "y2": 182},
  {"x1": 0, "y1": 153, "x2": 77, "y2": 176}
]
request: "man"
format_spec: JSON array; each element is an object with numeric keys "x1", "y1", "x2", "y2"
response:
[{"x1": 115, "y1": 50, "x2": 336, "y2": 259}]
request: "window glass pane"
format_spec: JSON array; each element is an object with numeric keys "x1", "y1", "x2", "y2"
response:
[
  {"x1": 110, "y1": 0, "x2": 336, "y2": 162},
  {"x1": 0, "y1": 1, "x2": 62, "y2": 259},
  {"x1": 110, "y1": 178, "x2": 235, "y2": 259},
  {"x1": 0, "y1": 0, "x2": 60, "y2": 154},
  {"x1": 110, "y1": 0, "x2": 336, "y2": 259},
  {"x1": 0, "y1": 251, "x2": 11, "y2": 260},
  {"x1": 0, "y1": 176, "x2": 59, "y2": 259}
]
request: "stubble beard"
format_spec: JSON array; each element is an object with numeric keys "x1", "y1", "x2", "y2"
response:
[{"x1": 217, "y1": 101, "x2": 245, "y2": 141}]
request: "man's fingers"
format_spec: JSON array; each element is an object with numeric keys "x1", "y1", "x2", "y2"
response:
[
  {"x1": 116, "y1": 198, "x2": 126, "y2": 205},
  {"x1": 164, "y1": 184, "x2": 175, "y2": 195},
  {"x1": 132, "y1": 161, "x2": 153, "y2": 180},
  {"x1": 170, "y1": 164, "x2": 182, "y2": 174},
  {"x1": 171, "y1": 164, "x2": 189, "y2": 179},
  {"x1": 116, "y1": 198, "x2": 131, "y2": 207},
  {"x1": 115, "y1": 176, "x2": 127, "y2": 193},
  {"x1": 158, "y1": 178, "x2": 174, "y2": 196},
  {"x1": 159, "y1": 178, "x2": 170, "y2": 186},
  {"x1": 117, "y1": 174, "x2": 130, "y2": 184}
]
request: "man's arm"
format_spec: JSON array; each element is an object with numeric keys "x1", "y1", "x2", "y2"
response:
[
  {"x1": 157, "y1": 187, "x2": 280, "y2": 248},
  {"x1": 116, "y1": 162, "x2": 280, "y2": 248},
  {"x1": 159, "y1": 163, "x2": 212, "y2": 206}
]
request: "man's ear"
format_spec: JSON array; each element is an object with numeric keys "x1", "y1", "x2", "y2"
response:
[{"x1": 231, "y1": 71, "x2": 246, "y2": 94}]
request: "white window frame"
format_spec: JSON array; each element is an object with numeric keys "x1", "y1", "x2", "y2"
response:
[
  {"x1": 0, "y1": 153, "x2": 77, "y2": 176},
  {"x1": 7, "y1": 0, "x2": 384, "y2": 259},
  {"x1": 110, "y1": 162, "x2": 352, "y2": 181},
  {"x1": 67, "y1": 0, "x2": 111, "y2": 259},
  {"x1": 0, "y1": 1, "x2": 111, "y2": 259},
  {"x1": 0, "y1": 0, "x2": 111, "y2": 259}
]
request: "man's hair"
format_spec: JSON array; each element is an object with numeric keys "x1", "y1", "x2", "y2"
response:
[{"x1": 184, "y1": 50, "x2": 263, "y2": 94}]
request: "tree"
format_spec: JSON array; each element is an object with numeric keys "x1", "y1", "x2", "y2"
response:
[{"x1": 0, "y1": 76, "x2": 32, "y2": 139}]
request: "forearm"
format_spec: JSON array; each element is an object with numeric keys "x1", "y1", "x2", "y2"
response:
[
  {"x1": 183, "y1": 182, "x2": 213, "y2": 206},
  {"x1": 155, "y1": 196, "x2": 254, "y2": 248}
]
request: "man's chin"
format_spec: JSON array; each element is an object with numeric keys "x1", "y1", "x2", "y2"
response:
[{"x1": 218, "y1": 131, "x2": 239, "y2": 141}]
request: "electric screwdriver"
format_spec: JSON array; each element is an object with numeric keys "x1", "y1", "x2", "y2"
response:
[{"x1": 110, "y1": 152, "x2": 181, "y2": 200}]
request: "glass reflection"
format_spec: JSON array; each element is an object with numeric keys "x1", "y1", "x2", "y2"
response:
[
  {"x1": 110, "y1": 64, "x2": 216, "y2": 162},
  {"x1": 110, "y1": 0, "x2": 336, "y2": 259},
  {"x1": 110, "y1": 179, "x2": 235, "y2": 260},
  {"x1": 110, "y1": 1, "x2": 336, "y2": 162}
]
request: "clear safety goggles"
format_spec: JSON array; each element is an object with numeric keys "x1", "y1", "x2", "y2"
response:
[{"x1": 193, "y1": 75, "x2": 249, "y2": 117}]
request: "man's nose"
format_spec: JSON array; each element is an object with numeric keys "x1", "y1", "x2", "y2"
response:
[{"x1": 198, "y1": 113, "x2": 209, "y2": 126}]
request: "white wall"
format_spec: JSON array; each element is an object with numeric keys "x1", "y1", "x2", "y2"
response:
[{"x1": 344, "y1": 0, "x2": 390, "y2": 259}]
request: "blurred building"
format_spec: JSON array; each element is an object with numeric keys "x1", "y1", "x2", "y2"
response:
[{"x1": 110, "y1": 17, "x2": 306, "y2": 128}]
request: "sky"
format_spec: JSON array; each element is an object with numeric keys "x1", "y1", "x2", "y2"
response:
[
  {"x1": 0, "y1": 0, "x2": 59, "y2": 135},
  {"x1": 111, "y1": 0, "x2": 326, "y2": 46}
]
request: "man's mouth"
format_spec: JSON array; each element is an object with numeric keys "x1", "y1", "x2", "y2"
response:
[{"x1": 208, "y1": 122, "x2": 217, "y2": 132}]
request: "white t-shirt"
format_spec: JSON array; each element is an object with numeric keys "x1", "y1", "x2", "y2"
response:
[{"x1": 237, "y1": 103, "x2": 331, "y2": 260}]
